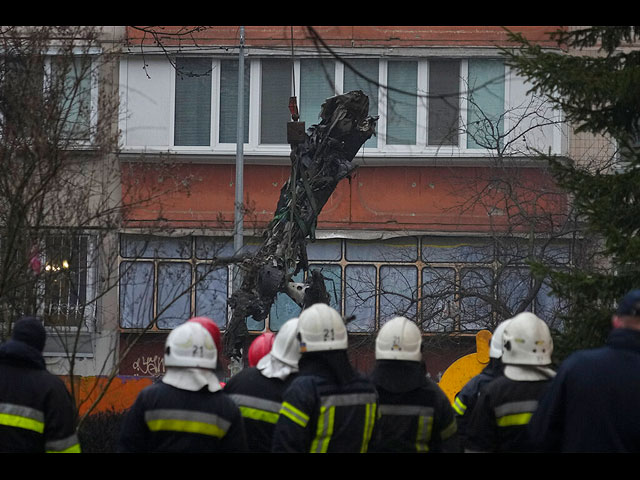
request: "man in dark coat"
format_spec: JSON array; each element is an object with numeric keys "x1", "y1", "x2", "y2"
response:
[
  {"x1": 0, "y1": 316, "x2": 81, "y2": 453},
  {"x1": 528, "y1": 289, "x2": 640, "y2": 452}
]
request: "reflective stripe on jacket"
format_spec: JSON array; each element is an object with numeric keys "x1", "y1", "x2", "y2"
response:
[
  {"x1": 0, "y1": 340, "x2": 81, "y2": 454},
  {"x1": 273, "y1": 374, "x2": 379, "y2": 453},
  {"x1": 464, "y1": 375, "x2": 551, "y2": 453},
  {"x1": 118, "y1": 381, "x2": 247, "y2": 453},
  {"x1": 223, "y1": 365, "x2": 296, "y2": 452}
]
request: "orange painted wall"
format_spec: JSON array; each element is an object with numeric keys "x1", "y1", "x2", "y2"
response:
[
  {"x1": 62, "y1": 375, "x2": 153, "y2": 416},
  {"x1": 126, "y1": 26, "x2": 563, "y2": 49},
  {"x1": 122, "y1": 163, "x2": 568, "y2": 233}
]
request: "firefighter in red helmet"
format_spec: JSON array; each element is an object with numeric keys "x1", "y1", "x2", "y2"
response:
[{"x1": 248, "y1": 332, "x2": 275, "y2": 367}]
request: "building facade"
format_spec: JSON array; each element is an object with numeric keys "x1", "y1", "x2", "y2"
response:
[{"x1": 18, "y1": 26, "x2": 577, "y2": 413}]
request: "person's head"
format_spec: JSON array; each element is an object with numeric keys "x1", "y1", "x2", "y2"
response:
[
  {"x1": 187, "y1": 316, "x2": 222, "y2": 353},
  {"x1": 375, "y1": 316, "x2": 422, "y2": 362},
  {"x1": 164, "y1": 321, "x2": 218, "y2": 371},
  {"x1": 297, "y1": 303, "x2": 347, "y2": 353},
  {"x1": 248, "y1": 332, "x2": 276, "y2": 367},
  {"x1": 501, "y1": 312, "x2": 554, "y2": 381},
  {"x1": 11, "y1": 316, "x2": 46, "y2": 352},
  {"x1": 613, "y1": 289, "x2": 640, "y2": 331},
  {"x1": 489, "y1": 319, "x2": 512, "y2": 360},
  {"x1": 268, "y1": 317, "x2": 301, "y2": 368}
]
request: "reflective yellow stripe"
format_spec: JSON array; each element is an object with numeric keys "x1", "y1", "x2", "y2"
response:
[
  {"x1": 452, "y1": 397, "x2": 466, "y2": 415},
  {"x1": 311, "y1": 405, "x2": 334, "y2": 453},
  {"x1": 280, "y1": 402, "x2": 309, "y2": 428},
  {"x1": 238, "y1": 406, "x2": 280, "y2": 424},
  {"x1": 441, "y1": 418, "x2": 458, "y2": 440},
  {"x1": 0, "y1": 412, "x2": 45, "y2": 434},
  {"x1": 495, "y1": 400, "x2": 537, "y2": 427},
  {"x1": 416, "y1": 414, "x2": 434, "y2": 452},
  {"x1": 147, "y1": 418, "x2": 227, "y2": 437},
  {"x1": 360, "y1": 402, "x2": 377, "y2": 453},
  {"x1": 496, "y1": 412, "x2": 533, "y2": 427},
  {"x1": 145, "y1": 409, "x2": 230, "y2": 438},
  {"x1": 45, "y1": 433, "x2": 82, "y2": 453}
]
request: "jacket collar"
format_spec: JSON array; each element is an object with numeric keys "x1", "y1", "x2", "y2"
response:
[{"x1": 0, "y1": 339, "x2": 46, "y2": 369}]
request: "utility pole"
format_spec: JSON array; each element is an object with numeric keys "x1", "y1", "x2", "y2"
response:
[{"x1": 233, "y1": 26, "x2": 245, "y2": 292}]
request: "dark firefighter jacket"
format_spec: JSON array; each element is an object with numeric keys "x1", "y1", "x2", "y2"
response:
[
  {"x1": 368, "y1": 360, "x2": 459, "y2": 453},
  {"x1": 271, "y1": 350, "x2": 378, "y2": 453},
  {"x1": 0, "y1": 338, "x2": 80, "y2": 453},
  {"x1": 528, "y1": 328, "x2": 640, "y2": 453},
  {"x1": 224, "y1": 366, "x2": 297, "y2": 453},
  {"x1": 118, "y1": 380, "x2": 248, "y2": 453},
  {"x1": 464, "y1": 374, "x2": 552, "y2": 453},
  {"x1": 452, "y1": 359, "x2": 503, "y2": 449}
]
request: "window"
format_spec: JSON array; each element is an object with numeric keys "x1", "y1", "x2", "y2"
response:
[
  {"x1": 1, "y1": 54, "x2": 96, "y2": 143},
  {"x1": 174, "y1": 57, "x2": 212, "y2": 146},
  {"x1": 128, "y1": 55, "x2": 532, "y2": 155},
  {"x1": 119, "y1": 234, "x2": 568, "y2": 335},
  {"x1": 41, "y1": 233, "x2": 96, "y2": 328},
  {"x1": 260, "y1": 58, "x2": 292, "y2": 144},
  {"x1": 428, "y1": 59, "x2": 460, "y2": 146},
  {"x1": 386, "y1": 60, "x2": 417, "y2": 145}
]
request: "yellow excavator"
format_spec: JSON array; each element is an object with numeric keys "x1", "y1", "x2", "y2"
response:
[{"x1": 438, "y1": 329, "x2": 492, "y2": 404}]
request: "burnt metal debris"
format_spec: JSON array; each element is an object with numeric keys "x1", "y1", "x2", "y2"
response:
[{"x1": 224, "y1": 90, "x2": 378, "y2": 359}]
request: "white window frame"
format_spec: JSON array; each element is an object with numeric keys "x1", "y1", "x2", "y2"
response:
[{"x1": 121, "y1": 54, "x2": 564, "y2": 160}]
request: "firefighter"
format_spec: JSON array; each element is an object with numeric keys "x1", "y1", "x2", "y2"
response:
[
  {"x1": 464, "y1": 312, "x2": 555, "y2": 452},
  {"x1": 528, "y1": 289, "x2": 640, "y2": 452},
  {"x1": 0, "y1": 316, "x2": 81, "y2": 453},
  {"x1": 452, "y1": 319, "x2": 511, "y2": 449},
  {"x1": 247, "y1": 331, "x2": 275, "y2": 367},
  {"x1": 223, "y1": 317, "x2": 300, "y2": 453},
  {"x1": 368, "y1": 316, "x2": 459, "y2": 453},
  {"x1": 271, "y1": 303, "x2": 378, "y2": 453},
  {"x1": 118, "y1": 318, "x2": 247, "y2": 453}
]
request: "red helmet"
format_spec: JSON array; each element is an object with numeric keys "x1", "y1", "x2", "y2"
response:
[
  {"x1": 187, "y1": 316, "x2": 222, "y2": 354},
  {"x1": 248, "y1": 332, "x2": 276, "y2": 367}
]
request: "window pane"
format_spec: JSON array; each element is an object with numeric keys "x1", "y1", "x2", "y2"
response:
[
  {"x1": 345, "y1": 265, "x2": 376, "y2": 331},
  {"x1": 428, "y1": 59, "x2": 460, "y2": 146},
  {"x1": 422, "y1": 236, "x2": 493, "y2": 263},
  {"x1": 460, "y1": 267, "x2": 493, "y2": 330},
  {"x1": 300, "y1": 59, "x2": 335, "y2": 128},
  {"x1": 119, "y1": 261, "x2": 154, "y2": 328},
  {"x1": 195, "y1": 236, "x2": 235, "y2": 259},
  {"x1": 467, "y1": 59, "x2": 504, "y2": 149},
  {"x1": 347, "y1": 237, "x2": 417, "y2": 262},
  {"x1": 195, "y1": 264, "x2": 228, "y2": 329},
  {"x1": 44, "y1": 235, "x2": 89, "y2": 326},
  {"x1": 121, "y1": 235, "x2": 191, "y2": 259},
  {"x1": 310, "y1": 264, "x2": 342, "y2": 312},
  {"x1": 53, "y1": 56, "x2": 92, "y2": 140},
  {"x1": 380, "y1": 265, "x2": 417, "y2": 321},
  {"x1": 174, "y1": 57, "x2": 212, "y2": 146},
  {"x1": 344, "y1": 59, "x2": 378, "y2": 148},
  {"x1": 260, "y1": 59, "x2": 291, "y2": 144},
  {"x1": 157, "y1": 262, "x2": 192, "y2": 329},
  {"x1": 270, "y1": 270, "x2": 303, "y2": 331},
  {"x1": 219, "y1": 59, "x2": 250, "y2": 144},
  {"x1": 307, "y1": 239, "x2": 342, "y2": 261},
  {"x1": 497, "y1": 267, "x2": 530, "y2": 319},
  {"x1": 387, "y1": 61, "x2": 417, "y2": 145},
  {"x1": 421, "y1": 267, "x2": 456, "y2": 332}
]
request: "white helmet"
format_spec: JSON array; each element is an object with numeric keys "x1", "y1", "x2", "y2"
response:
[
  {"x1": 489, "y1": 319, "x2": 512, "y2": 359},
  {"x1": 501, "y1": 312, "x2": 553, "y2": 367},
  {"x1": 375, "y1": 316, "x2": 422, "y2": 362},
  {"x1": 298, "y1": 303, "x2": 348, "y2": 352},
  {"x1": 164, "y1": 321, "x2": 218, "y2": 370},
  {"x1": 270, "y1": 317, "x2": 301, "y2": 367}
]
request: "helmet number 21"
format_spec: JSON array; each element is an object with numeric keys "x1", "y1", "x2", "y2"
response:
[{"x1": 323, "y1": 328, "x2": 335, "y2": 342}]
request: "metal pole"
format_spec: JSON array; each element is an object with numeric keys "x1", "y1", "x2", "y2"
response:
[{"x1": 233, "y1": 26, "x2": 245, "y2": 291}]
